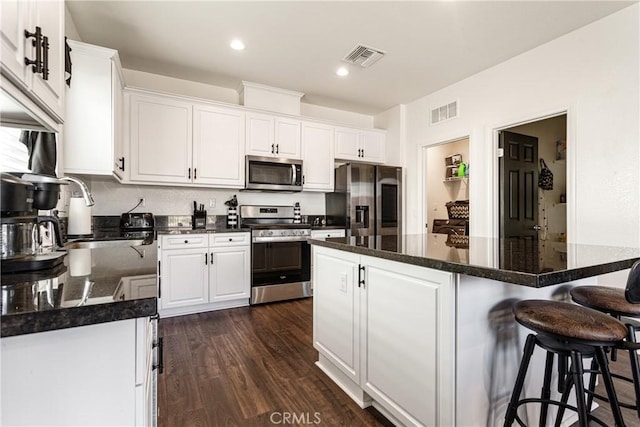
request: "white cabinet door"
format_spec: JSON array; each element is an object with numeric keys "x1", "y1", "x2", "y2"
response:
[
  {"x1": 245, "y1": 112, "x2": 274, "y2": 157},
  {"x1": 0, "y1": 0, "x2": 28, "y2": 85},
  {"x1": 193, "y1": 104, "x2": 245, "y2": 187},
  {"x1": 28, "y1": 0, "x2": 64, "y2": 121},
  {"x1": 360, "y1": 256, "x2": 455, "y2": 427},
  {"x1": 129, "y1": 94, "x2": 192, "y2": 183},
  {"x1": 274, "y1": 117, "x2": 301, "y2": 159},
  {"x1": 1, "y1": 319, "x2": 139, "y2": 426},
  {"x1": 335, "y1": 126, "x2": 360, "y2": 160},
  {"x1": 359, "y1": 130, "x2": 385, "y2": 163},
  {"x1": 160, "y1": 248, "x2": 208, "y2": 309},
  {"x1": 64, "y1": 41, "x2": 123, "y2": 177},
  {"x1": 313, "y1": 247, "x2": 361, "y2": 384},
  {"x1": 246, "y1": 113, "x2": 301, "y2": 159},
  {"x1": 0, "y1": 0, "x2": 64, "y2": 123},
  {"x1": 209, "y1": 246, "x2": 250, "y2": 302},
  {"x1": 112, "y1": 61, "x2": 125, "y2": 179},
  {"x1": 335, "y1": 127, "x2": 386, "y2": 164},
  {"x1": 302, "y1": 121, "x2": 334, "y2": 191}
]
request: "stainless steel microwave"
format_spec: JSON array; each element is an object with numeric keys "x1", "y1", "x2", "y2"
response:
[{"x1": 245, "y1": 156, "x2": 303, "y2": 191}]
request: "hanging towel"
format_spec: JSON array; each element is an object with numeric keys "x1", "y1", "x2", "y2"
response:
[{"x1": 19, "y1": 131, "x2": 57, "y2": 177}]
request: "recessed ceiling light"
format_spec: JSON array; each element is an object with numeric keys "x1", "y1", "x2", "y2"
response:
[
  {"x1": 336, "y1": 67, "x2": 349, "y2": 77},
  {"x1": 230, "y1": 39, "x2": 245, "y2": 51}
]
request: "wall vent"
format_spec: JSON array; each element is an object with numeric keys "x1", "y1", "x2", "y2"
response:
[
  {"x1": 430, "y1": 101, "x2": 458, "y2": 124},
  {"x1": 342, "y1": 44, "x2": 386, "y2": 68}
]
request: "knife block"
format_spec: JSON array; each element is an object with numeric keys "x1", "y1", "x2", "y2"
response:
[{"x1": 192, "y1": 211, "x2": 207, "y2": 229}]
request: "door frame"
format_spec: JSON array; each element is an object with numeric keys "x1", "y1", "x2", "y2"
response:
[
  {"x1": 420, "y1": 134, "x2": 471, "y2": 239},
  {"x1": 491, "y1": 107, "x2": 576, "y2": 243}
]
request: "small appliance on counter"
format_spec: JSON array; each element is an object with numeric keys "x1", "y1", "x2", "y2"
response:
[
  {"x1": 225, "y1": 195, "x2": 239, "y2": 228},
  {"x1": 119, "y1": 212, "x2": 155, "y2": 240},
  {"x1": 1, "y1": 172, "x2": 66, "y2": 273},
  {"x1": 192, "y1": 201, "x2": 206, "y2": 229}
]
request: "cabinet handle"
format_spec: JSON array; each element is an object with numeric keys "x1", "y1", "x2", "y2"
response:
[
  {"x1": 302, "y1": 175, "x2": 305, "y2": 185},
  {"x1": 358, "y1": 265, "x2": 365, "y2": 288},
  {"x1": 188, "y1": 168, "x2": 191, "y2": 179},
  {"x1": 229, "y1": 238, "x2": 233, "y2": 242},
  {"x1": 205, "y1": 253, "x2": 208, "y2": 265},
  {"x1": 153, "y1": 337, "x2": 164, "y2": 374},
  {"x1": 276, "y1": 144, "x2": 279, "y2": 154},
  {"x1": 361, "y1": 149, "x2": 364, "y2": 158},
  {"x1": 41, "y1": 35, "x2": 49, "y2": 80},
  {"x1": 24, "y1": 26, "x2": 43, "y2": 74},
  {"x1": 271, "y1": 143, "x2": 275, "y2": 154},
  {"x1": 210, "y1": 252, "x2": 213, "y2": 264},
  {"x1": 118, "y1": 157, "x2": 125, "y2": 171},
  {"x1": 194, "y1": 168, "x2": 197, "y2": 180}
]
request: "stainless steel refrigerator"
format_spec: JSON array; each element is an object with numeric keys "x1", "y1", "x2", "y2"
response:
[{"x1": 325, "y1": 163, "x2": 402, "y2": 251}]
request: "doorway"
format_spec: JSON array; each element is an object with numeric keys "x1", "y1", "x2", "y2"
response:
[
  {"x1": 498, "y1": 114, "x2": 567, "y2": 272},
  {"x1": 425, "y1": 137, "x2": 470, "y2": 236}
]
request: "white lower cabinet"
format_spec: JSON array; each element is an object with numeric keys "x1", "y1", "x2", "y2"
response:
[
  {"x1": 1, "y1": 317, "x2": 158, "y2": 427},
  {"x1": 158, "y1": 233, "x2": 250, "y2": 317},
  {"x1": 313, "y1": 245, "x2": 455, "y2": 427}
]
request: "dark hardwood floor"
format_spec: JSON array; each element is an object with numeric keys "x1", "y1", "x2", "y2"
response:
[
  {"x1": 575, "y1": 350, "x2": 640, "y2": 427},
  {"x1": 157, "y1": 298, "x2": 392, "y2": 427}
]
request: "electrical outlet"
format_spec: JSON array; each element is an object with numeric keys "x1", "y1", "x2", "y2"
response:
[
  {"x1": 139, "y1": 197, "x2": 146, "y2": 207},
  {"x1": 209, "y1": 199, "x2": 216, "y2": 208}
]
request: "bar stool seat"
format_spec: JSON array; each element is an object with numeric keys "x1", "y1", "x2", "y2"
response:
[
  {"x1": 570, "y1": 261, "x2": 640, "y2": 419},
  {"x1": 571, "y1": 286, "x2": 640, "y2": 317},
  {"x1": 504, "y1": 299, "x2": 628, "y2": 427}
]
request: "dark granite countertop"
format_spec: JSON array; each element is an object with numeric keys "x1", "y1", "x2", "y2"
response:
[
  {"x1": 1, "y1": 240, "x2": 158, "y2": 337},
  {"x1": 309, "y1": 233, "x2": 640, "y2": 287}
]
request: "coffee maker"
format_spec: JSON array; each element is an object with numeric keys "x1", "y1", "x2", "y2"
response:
[{"x1": 1, "y1": 173, "x2": 66, "y2": 272}]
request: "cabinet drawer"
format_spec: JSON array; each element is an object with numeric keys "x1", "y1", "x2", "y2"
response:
[
  {"x1": 160, "y1": 234, "x2": 208, "y2": 249},
  {"x1": 209, "y1": 233, "x2": 249, "y2": 247},
  {"x1": 311, "y1": 229, "x2": 345, "y2": 239}
]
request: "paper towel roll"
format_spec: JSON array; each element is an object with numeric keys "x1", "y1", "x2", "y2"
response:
[
  {"x1": 68, "y1": 197, "x2": 92, "y2": 236},
  {"x1": 69, "y1": 248, "x2": 92, "y2": 276}
]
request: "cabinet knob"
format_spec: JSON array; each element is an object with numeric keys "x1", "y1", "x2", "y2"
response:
[
  {"x1": 229, "y1": 238, "x2": 233, "y2": 241},
  {"x1": 184, "y1": 240, "x2": 188, "y2": 244}
]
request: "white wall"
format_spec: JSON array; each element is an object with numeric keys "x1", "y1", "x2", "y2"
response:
[
  {"x1": 375, "y1": 104, "x2": 405, "y2": 167},
  {"x1": 64, "y1": 4, "x2": 81, "y2": 41},
  {"x1": 405, "y1": 4, "x2": 639, "y2": 248}
]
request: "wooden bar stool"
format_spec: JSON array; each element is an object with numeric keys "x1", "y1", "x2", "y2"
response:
[
  {"x1": 504, "y1": 299, "x2": 628, "y2": 427},
  {"x1": 570, "y1": 260, "x2": 640, "y2": 417}
]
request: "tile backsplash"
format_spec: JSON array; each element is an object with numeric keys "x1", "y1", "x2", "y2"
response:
[{"x1": 84, "y1": 177, "x2": 326, "y2": 216}]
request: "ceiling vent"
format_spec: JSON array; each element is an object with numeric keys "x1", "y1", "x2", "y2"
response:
[
  {"x1": 431, "y1": 101, "x2": 458, "y2": 125},
  {"x1": 342, "y1": 44, "x2": 386, "y2": 68}
]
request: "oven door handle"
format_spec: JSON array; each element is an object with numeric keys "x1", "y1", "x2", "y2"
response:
[
  {"x1": 292, "y1": 164, "x2": 297, "y2": 186},
  {"x1": 252, "y1": 236, "x2": 310, "y2": 243}
]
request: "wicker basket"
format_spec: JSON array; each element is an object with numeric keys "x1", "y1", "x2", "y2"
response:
[
  {"x1": 446, "y1": 234, "x2": 469, "y2": 249},
  {"x1": 445, "y1": 200, "x2": 469, "y2": 219}
]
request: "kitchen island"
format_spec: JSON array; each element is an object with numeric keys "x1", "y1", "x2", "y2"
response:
[
  {"x1": 309, "y1": 233, "x2": 640, "y2": 427},
  {"x1": 0, "y1": 238, "x2": 159, "y2": 426}
]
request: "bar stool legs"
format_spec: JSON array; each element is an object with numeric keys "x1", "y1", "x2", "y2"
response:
[{"x1": 504, "y1": 335, "x2": 536, "y2": 426}]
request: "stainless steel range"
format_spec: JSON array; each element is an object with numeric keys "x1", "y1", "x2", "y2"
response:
[{"x1": 240, "y1": 205, "x2": 311, "y2": 304}]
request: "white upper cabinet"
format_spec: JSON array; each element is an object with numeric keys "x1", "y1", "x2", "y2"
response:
[
  {"x1": 193, "y1": 104, "x2": 245, "y2": 187},
  {"x1": 64, "y1": 41, "x2": 124, "y2": 178},
  {"x1": 301, "y1": 121, "x2": 334, "y2": 191},
  {"x1": 246, "y1": 112, "x2": 301, "y2": 159},
  {"x1": 127, "y1": 91, "x2": 246, "y2": 188},
  {"x1": 335, "y1": 126, "x2": 386, "y2": 164},
  {"x1": 129, "y1": 92, "x2": 193, "y2": 183},
  {"x1": 1, "y1": 0, "x2": 65, "y2": 124}
]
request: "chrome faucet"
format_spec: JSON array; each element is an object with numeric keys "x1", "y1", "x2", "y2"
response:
[{"x1": 59, "y1": 176, "x2": 95, "y2": 206}]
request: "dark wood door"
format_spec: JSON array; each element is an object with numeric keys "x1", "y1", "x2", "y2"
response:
[{"x1": 499, "y1": 131, "x2": 539, "y2": 239}]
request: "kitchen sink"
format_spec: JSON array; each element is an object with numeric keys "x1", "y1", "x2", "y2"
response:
[{"x1": 64, "y1": 239, "x2": 145, "y2": 249}]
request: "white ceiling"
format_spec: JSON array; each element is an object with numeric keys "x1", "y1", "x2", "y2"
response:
[{"x1": 66, "y1": 1, "x2": 635, "y2": 115}]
